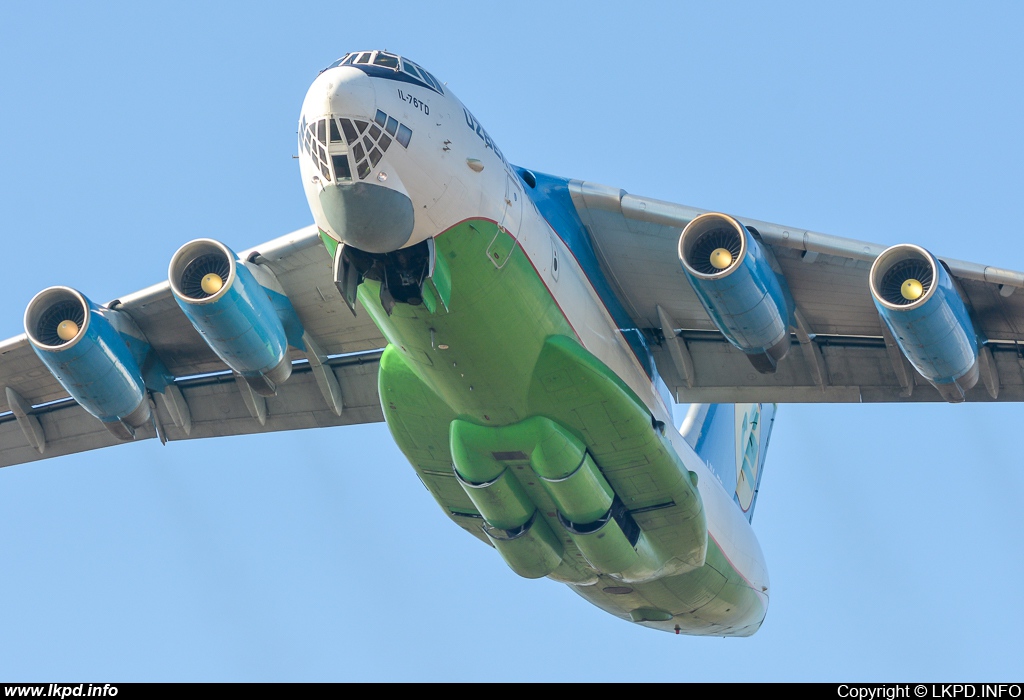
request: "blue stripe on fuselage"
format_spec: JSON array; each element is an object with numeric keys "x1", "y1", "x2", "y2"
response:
[{"x1": 513, "y1": 167, "x2": 657, "y2": 381}]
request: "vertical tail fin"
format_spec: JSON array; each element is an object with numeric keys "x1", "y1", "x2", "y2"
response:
[{"x1": 680, "y1": 403, "x2": 777, "y2": 522}]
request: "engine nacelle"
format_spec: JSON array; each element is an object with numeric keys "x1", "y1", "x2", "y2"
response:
[
  {"x1": 24, "y1": 287, "x2": 151, "y2": 430},
  {"x1": 169, "y1": 239, "x2": 302, "y2": 396},
  {"x1": 869, "y1": 244, "x2": 979, "y2": 400},
  {"x1": 678, "y1": 213, "x2": 792, "y2": 373}
]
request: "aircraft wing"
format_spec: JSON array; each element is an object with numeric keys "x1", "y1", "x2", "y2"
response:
[
  {"x1": 568, "y1": 180, "x2": 1024, "y2": 403},
  {"x1": 0, "y1": 225, "x2": 387, "y2": 469}
]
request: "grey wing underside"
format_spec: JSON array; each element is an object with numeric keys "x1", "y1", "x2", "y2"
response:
[
  {"x1": 7, "y1": 187, "x2": 1024, "y2": 469},
  {"x1": 0, "y1": 226, "x2": 387, "y2": 469},
  {"x1": 569, "y1": 181, "x2": 1024, "y2": 403}
]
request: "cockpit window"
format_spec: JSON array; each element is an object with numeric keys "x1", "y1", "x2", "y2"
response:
[
  {"x1": 420, "y1": 69, "x2": 443, "y2": 93},
  {"x1": 400, "y1": 58, "x2": 444, "y2": 94},
  {"x1": 373, "y1": 52, "x2": 399, "y2": 69},
  {"x1": 401, "y1": 61, "x2": 423, "y2": 80},
  {"x1": 322, "y1": 51, "x2": 444, "y2": 95},
  {"x1": 325, "y1": 51, "x2": 445, "y2": 95},
  {"x1": 323, "y1": 53, "x2": 372, "y2": 74}
]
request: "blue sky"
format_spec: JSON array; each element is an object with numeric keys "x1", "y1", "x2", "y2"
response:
[{"x1": 1, "y1": 1, "x2": 1022, "y2": 681}]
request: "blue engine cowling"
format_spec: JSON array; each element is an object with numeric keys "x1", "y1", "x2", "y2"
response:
[
  {"x1": 869, "y1": 244, "x2": 979, "y2": 400},
  {"x1": 168, "y1": 239, "x2": 302, "y2": 396},
  {"x1": 678, "y1": 213, "x2": 793, "y2": 373},
  {"x1": 24, "y1": 287, "x2": 151, "y2": 429}
]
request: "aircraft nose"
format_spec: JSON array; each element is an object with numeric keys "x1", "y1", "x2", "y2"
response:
[
  {"x1": 300, "y1": 67, "x2": 414, "y2": 254},
  {"x1": 318, "y1": 182, "x2": 414, "y2": 254},
  {"x1": 304, "y1": 64, "x2": 376, "y2": 122}
]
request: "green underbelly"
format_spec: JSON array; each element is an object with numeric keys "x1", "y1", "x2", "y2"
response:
[
  {"x1": 359, "y1": 219, "x2": 573, "y2": 424},
  {"x1": 356, "y1": 218, "x2": 764, "y2": 634}
]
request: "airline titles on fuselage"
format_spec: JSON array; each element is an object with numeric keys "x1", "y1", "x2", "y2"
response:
[{"x1": 463, "y1": 107, "x2": 507, "y2": 167}]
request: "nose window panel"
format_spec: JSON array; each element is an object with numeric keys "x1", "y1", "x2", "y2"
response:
[
  {"x1": 334, "y1": 109, "x2": 413, "y2": 180},
  {"x1": 341, "y1": 119, "x2": 359, "y2": 144},
  {"x1": 355, "y1": 52, "x2": 371, "y2": 64},
  {"x1": 396, "y1": 124, "x2": 412, "y2": 148},
  {"x1": 303, "y1": 113, "x2": 354, "y2": 183},
  {"x1": 302, "y1": 125, "x2": 313, "y2": 154},
  {"x1": 332, "y1": 155, "x2": 352, "y2": 180}
]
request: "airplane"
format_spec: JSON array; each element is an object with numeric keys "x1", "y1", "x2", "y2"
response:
[{"x1": 2, "y1": 49, "x2": 1024, "y2": 638}]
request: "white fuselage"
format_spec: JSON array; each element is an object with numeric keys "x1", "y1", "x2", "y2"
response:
[{"x1": 299, "y1": 58, "x2": 770, "y2": 630}]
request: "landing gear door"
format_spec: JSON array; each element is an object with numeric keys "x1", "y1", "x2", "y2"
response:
[{"x1": 486, "y1": 173, "x2": 524, "y2": 269}]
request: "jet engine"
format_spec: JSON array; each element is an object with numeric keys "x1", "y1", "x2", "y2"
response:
[
  {"x1": 678, "y1": 213, "x2": 792, "y2": 373},
  {"x1": 869, "y1": 244, "x2": 979, "y2": 400},
  {"x1": 24, "y1": 287, "x2": 151, "y2": 434},
  {"x1": 169, "y1": 239, "x2": 301, "y2": 396}
]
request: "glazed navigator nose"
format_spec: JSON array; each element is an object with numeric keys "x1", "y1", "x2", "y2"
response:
[{"x1": 300, "y1": 66, "x2": 414, "y2": 253}]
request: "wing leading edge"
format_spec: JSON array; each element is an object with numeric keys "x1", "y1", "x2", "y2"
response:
[
  {"x1": 0, "y1": 226, "x2": 387, "y2": 469},
  {"x1": 566, "y1": 179, "x2": 1024, "y2": 403},
  {"x1": 6, "y1": 183, "x2": 1022, "y2": 468}
]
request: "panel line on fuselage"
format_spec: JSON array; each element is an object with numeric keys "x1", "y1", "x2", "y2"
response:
[{"x1": 510, "y1": 174, "x2": 675, "y2": 417}]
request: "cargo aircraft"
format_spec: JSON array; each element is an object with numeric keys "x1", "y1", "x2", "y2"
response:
[{"x1": 3, "y1": 50, "x2": 1023, "y2": 636}]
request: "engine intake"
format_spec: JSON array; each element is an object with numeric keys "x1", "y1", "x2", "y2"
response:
[
  {"x1": 169, "y1": 239, "x2": 301, "y2": 396},
  {"x1": 869, "y1": 244, "x2": 979, "y2": 401},
  {"x1": 678, "y1": 213, "x2": 792, "y2": 373},
  {"x1": 24, "y1": 287, "x2": 150, "y2": 434}
]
